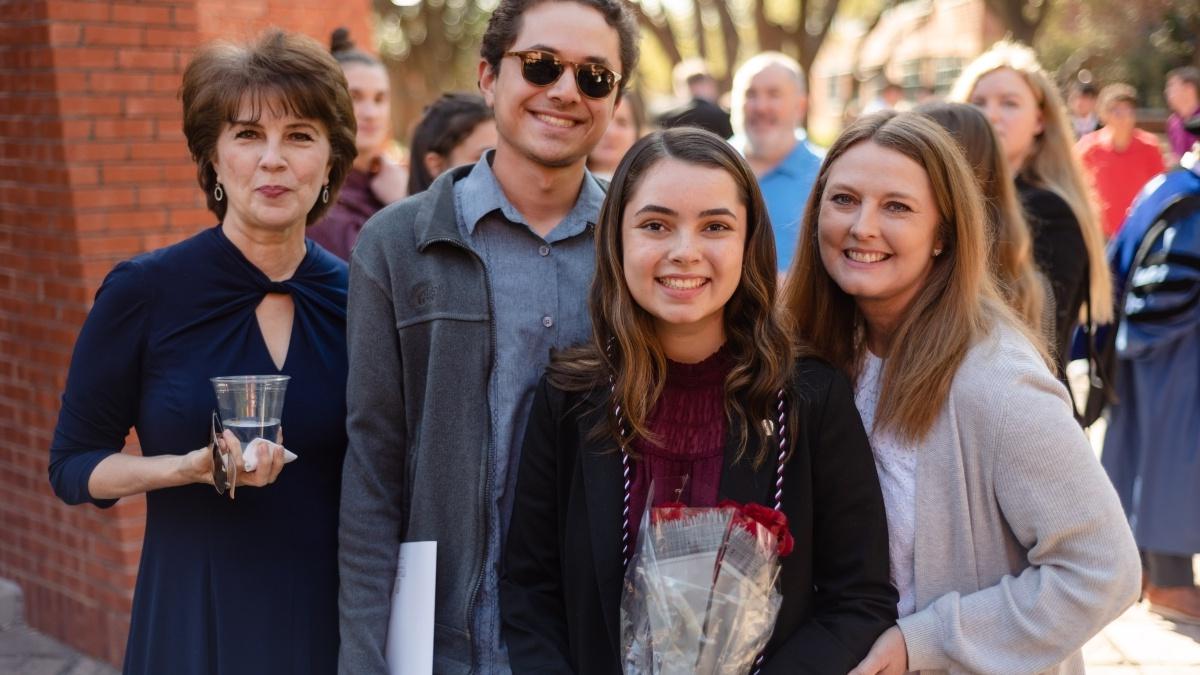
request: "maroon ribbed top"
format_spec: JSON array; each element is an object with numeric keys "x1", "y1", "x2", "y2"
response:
[{"x1": 628, "y1": 346, "x2": 732, "y2": 543}]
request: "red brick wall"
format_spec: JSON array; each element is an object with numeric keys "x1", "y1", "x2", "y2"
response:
[{"x1": 0, "y1": 0, "x2": 373, "y2": 666}]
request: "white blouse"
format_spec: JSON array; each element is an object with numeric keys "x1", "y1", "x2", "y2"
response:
[{"x1": 854, "y1": 352, "x2": 917, "y2": 617}]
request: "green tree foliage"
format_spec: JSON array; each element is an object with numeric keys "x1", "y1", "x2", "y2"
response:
[{"x1": 1037, "y1": 0, "x2": 1198, "y2": 108}]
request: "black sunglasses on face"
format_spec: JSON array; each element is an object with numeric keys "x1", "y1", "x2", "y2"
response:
[{"x1": 505, "y1": 50, "x2": 622, "y2": 100}]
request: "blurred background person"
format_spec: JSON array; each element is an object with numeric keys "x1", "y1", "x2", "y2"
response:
[
  {"x1": 862, "y1": 80, "x2": 905, "y2": 114},
  {"x1": 1076, "y1": 83, "x2": 1165, "y2": 239},
  {"x1": 1165, "y1": 67, "x2": 1200, "y2": 163},
  {"x1": 656, "y1": 58, "x2": 733, "y2": 139},
  {"x1": 307, "y1": 27, "x2": 407, "y2": 261},
  {"x1": 915, "y1": 86, "x2": 939, "y2": 107},
  {"x1": 731, "y1": 51, "x2": 824, "y2": 274},
  {"x1": 1067, "y1": 80, "x2": 1101, "y2": 139},
  {"x1": 406, "y1": 92, "x2": 497, "y2": 194},
  {"x1": 1102, "y1": 119, "x2": 1200, "y2": 624},
  {"x1": 47, "y1": 30, "x2": 356, "y2": 674},
  {"x1": 917, "y1": 101, "x2": 1048, "y2": 341},
  {"x1": 952, "y1": 40, "x2": 1112, "y2": 381},
  {"x1": 586, "y1": 91, "x2": 644, "y2": 180}
]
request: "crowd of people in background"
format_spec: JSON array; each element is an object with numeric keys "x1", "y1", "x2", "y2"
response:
[{"x1": 44, "y1": 0, "x2": 1200, "y2": 672}]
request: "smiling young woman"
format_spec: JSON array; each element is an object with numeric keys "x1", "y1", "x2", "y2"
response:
[
  {"x1": 783, "y1": 111, "x2": 1139, "y2": 675},
  {"x1": 950, "y1": 41, "x2": 1112, "y2": 377},
  {"x1": 500, "y1": 127, "x2": 897, "y2": 674}
]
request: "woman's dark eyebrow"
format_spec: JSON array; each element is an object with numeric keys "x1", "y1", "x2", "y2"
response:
[
  {"x1": 634, "y1": 205, "x2": 736, "y2": 218},
  {"x1": 634, "y1": 204, "x2": 677, "y2": 216}
]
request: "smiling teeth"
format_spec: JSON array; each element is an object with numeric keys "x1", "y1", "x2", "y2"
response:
[
  {"x1": 847, "y1": 250, "x2": 888, "y2": 263},
  {"x1": 659, "y1": 277, "x2": 706, "y2": 290},
  {"x1": 535, "y1": 113, "x2": 575, "y2": 128}
]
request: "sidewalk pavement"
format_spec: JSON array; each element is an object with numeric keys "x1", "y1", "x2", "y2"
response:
[{"x1": 0, "y1": 578, "x2": 117, "y2": 675}]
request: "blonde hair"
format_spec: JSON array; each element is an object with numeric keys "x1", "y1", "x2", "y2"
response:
[
  {"x1": 915, "y1": 102, "x2": 1047, "y2": 338},
  {"x1": 950, "y1": 40, "x2": 1112, "y2": 323},
  {"x1": 783, "y1": 111, "x2": 1044, "y2": 442}
]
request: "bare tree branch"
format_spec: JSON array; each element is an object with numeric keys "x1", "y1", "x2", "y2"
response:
[
  {"x1": 629, "y1": 1, "x2": 684, "y2": 64},
  {"x1": 692, "y1": 0, "x2": 708, "y2": 60}
]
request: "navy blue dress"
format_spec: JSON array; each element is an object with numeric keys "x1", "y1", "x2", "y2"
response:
[{"x1": 49, "y1": 225, "x2": 348, "y2": 674}]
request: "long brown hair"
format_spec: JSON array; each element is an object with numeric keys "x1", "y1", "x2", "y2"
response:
[
  {"x1": 549, "y1": 128, "x2": 796, "y2": 466},
  {"x1": 783, "y1": 111, "x2": 1030, "y2": 442},
  {"x1": 915, "y1": 102, "x2": 1047, "y2": 339},
  {"x1": 950, "y1": 41, "x2": 1113, "y2": 323}
]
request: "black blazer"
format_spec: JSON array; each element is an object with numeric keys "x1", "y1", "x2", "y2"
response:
[{"x1": 501, "y1": 357, "x2": 897, "y2": 674}]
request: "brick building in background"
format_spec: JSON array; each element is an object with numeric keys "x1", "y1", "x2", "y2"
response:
[{"x1": 0, "y1": 1, "x2": 373, "y2": 666}]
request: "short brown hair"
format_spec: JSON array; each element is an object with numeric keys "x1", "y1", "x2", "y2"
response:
[
  {"x1": 181, "y1": 29, "x2": 358, "y2": 226},
  {"x1": 1097, "y1": 83, "x2": 1138, "y2": 114},
  {"x1": 1167, "y1": 66, "x2": 1200, "y2": 94}
]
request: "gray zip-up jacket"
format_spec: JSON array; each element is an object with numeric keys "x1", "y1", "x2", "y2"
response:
[{"x1": 339, "y1": 165, "x2": 496, "y2": 674}]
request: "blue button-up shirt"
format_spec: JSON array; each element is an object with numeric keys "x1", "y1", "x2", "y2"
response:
[
  {"x1": 738, "y1": 131, "x2": 824, "y2": 272},
  {"x1": 454, "y1": 151, "x2": 603, "y2": 673}
]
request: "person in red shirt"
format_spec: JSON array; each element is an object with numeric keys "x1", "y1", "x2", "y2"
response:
[{"x1": 1076, "y1": 84, "x2": 1165, "y2": 238}]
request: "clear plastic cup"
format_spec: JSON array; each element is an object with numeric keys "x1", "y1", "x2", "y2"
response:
[{"x1": 210, "y1": 375, "x2": 289, "y2": 446}]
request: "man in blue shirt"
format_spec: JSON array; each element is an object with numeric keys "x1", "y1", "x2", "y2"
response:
[
  {"x1": 731, "y1": 52, "x2": 823, "y2": 273},
  {"x1": 338, "y1": 0, "x2": 639, "y2": 673}
]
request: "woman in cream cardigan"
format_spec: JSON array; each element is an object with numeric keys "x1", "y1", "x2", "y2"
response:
[{"x1": 782, "y1": 110, "x2": 1141, "y2": 674}]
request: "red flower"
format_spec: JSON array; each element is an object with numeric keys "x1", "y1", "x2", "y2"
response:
[
  {"x1": 737, "y1": 502, "x2": 795, "y2": 558},
  {"x1": 650, "y1": 501, "x2": 690, "y2": 524}
]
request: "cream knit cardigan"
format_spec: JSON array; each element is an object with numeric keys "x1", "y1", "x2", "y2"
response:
[{"x1": 895, "y1": 321, "x2": 1141, "y2": 674}]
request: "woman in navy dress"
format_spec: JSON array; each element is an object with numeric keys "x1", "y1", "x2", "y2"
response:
[{"x1": 47, "y1": 30, "x2": 358, "y2": 674}]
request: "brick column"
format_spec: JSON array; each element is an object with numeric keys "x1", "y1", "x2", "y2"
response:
[{"x1": 0, "y1": 0, "x2": 373, "y2": 666}]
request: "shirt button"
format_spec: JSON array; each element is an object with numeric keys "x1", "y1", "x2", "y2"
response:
[
  {"x1": 538, "y1": 245, "x2": 550, "y2": 257},
  {"x1": 542, "y1": 316, "x2": 553, "y2": 328}
]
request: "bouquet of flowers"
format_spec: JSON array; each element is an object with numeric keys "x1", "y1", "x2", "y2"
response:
[{"x1": 620, "y1": 498, "x2": 795, "y2": 675}]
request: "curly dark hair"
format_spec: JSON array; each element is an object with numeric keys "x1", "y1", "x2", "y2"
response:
[
  {"x1": 407, "y1": 93, "x2": 494, "y2": 194},
  {"x1": 480, "y1": 0, "x2": 639, "y2": 95}
]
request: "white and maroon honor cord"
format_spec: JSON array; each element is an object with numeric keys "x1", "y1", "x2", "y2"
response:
[{"x1": 609, "y1": 343, "x2": 788, "y2": 674}]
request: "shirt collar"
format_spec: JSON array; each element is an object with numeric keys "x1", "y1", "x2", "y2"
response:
[
  {"x1": 733, "y1": 129, "x2": 815, "y2": 178},
  {"x1": 458, "y1": 150, "x2": 605, "y2": 242}
]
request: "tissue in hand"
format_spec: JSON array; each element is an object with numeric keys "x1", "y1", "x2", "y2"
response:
[{"x1": 229, "y1": 437, "x2": 298, "y2": 472}]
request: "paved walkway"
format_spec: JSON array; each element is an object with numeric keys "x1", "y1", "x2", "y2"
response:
[
  {"x1": 0, "y1": 579, "x2": 117, "y2": 675},
  {"x1": 0, "y1": 625, "x2": 118, "y2": 675},
  {"x1": 1085, "y1": 600, "x2": 1200, "y2": 673}
]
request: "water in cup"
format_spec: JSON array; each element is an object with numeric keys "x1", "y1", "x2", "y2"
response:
[
  {"x1": 224, "y1": 417, "x2": 281, "y2": 445},
  {"x1": 211, "y1": 375, "x2": 289, "y2": 446}
]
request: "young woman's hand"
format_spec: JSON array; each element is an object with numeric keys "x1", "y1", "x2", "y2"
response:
[
  {"x1": 369, "y1": 156, "x2": 409, "y2": 204},
  {"x1": 849, "y1": 625, "x2": 908, "y2": 675}
]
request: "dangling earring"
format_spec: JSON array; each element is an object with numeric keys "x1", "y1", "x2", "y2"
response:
[
  {"x1": 213, "y1": 183, "x2": 224, "y2": 202},
  {"x1": 321, "y1": 184, "x2": 330, "y2": 204}
]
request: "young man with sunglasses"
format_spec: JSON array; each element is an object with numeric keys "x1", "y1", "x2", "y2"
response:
[{"x1": 338, "y1": 1, "x2": 639, "y2": 673}]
